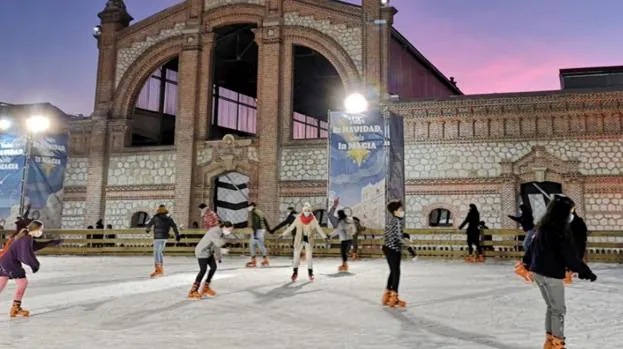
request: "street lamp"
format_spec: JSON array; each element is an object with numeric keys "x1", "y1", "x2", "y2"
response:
[
  {"x1": 0, "y1": 119, "x2": 11, "y2": 131},
  {"x1": 19, "y1": 115, "x2": 50, "y2": 215},
  {"x1": 344, "y1": 93, "x2": 368, "y2": 114}
]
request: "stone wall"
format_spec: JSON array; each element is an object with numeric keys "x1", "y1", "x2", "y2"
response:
[
  {"x1": 284, "y1": 12, "x2": 362, "y2": 73},
  {"x1": 107, "y1": 153, "x2": 176, "y2": 185},
  {"x1": 61, "y1": 201, "x2": 86, "y2": 229},
  {"x1": 280, "y1": 146, "x2": 328, "y2": 180},
  {"x1": 64, "y1": 157, "x2": 89, "y2": 187},
  {"x1": 585, "y1": 193, "x2": 623, "y2": 231},
  {"x1": 104, "y1": 199, "x2": 176, "y2": 229},
  {"x1": 278, "y1": 196, "x2": 327, "y2": 220},
  {"x1": 405, "y1": 139, "x2": 623, "y2": 179},
  {"x1": 405, "y1": 194, "x2": 502, "y2": 229},
  {"x1": 204, "y1": 0, "x2": 265, "y2": 11}
]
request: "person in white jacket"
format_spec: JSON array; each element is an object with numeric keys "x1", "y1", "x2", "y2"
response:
[
  {"x1": 328, "y1": 198, "x2": 356, "y2": 272},
  {"x1": 281, "y1": 203, "x2": 327, "y2": 281},
  {"x1": 188, "y1": 221, "x2": 234, "y2": 300}
]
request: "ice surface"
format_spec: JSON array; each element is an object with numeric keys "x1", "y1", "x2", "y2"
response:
[{"x1": 0, "y1": 256, "x2": 621, "y2": 349}]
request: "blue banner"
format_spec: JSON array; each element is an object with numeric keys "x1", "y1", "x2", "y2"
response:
[
  {"x1": 328, "y1": 110, "x2": 386, "y2": 229},
  {"x1": 0, "y1": 133, "x2": 26, "y2": 228}
]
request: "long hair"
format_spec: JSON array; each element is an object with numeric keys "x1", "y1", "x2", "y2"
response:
[
  {"x1": 337, "y1": 210, "x2": 347, "y2": 221},
  {"x1": 537, "y1": 195, "x2": 575, "y2": 238},
  {"x1": 14, "y1": 220, "x2": 44, "y2": 241}
]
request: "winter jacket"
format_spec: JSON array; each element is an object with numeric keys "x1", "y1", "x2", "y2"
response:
[
  {"x1": 523, "y1": 226, "x2": 593, "y2": 280},
  {"x1": 384, "y1": 216, "x2": 403, "y2": 252},
  {"x1": 459, "y1": 209, "x2": 480, "y2": 235},
  {"x1": 570, "y1": 214, "x2": 588, "y2": 259},
  {"x1": 146, "y1": 210, "x2": 180, "y2": 240},
  {"x1": 282, "y1": 214, "x2": 327, "y2": 250},
  {"x1": 250, "y1": 208, "x2": 270, "y2": 231},
  {"x1": 508, "y1": 213, "x2": 535, "y2": 232},
  {"x1": 0, "y1": 235, "x2": 39, "y2": 277},
  {"x1": 272, "y1": 211, "x2": 297, "y2": 233},
  {"x1": 195, "y1": 227, "x2": 232, "y2": 260},
  {"x1": 201, "y1": 208, "x2": 220, "y2": 230},
  {"x1": 328, "y1": 206, "x2": 356, "y2": 241}
]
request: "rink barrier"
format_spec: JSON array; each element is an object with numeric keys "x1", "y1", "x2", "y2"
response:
[{"x1": 34, "y1": 228, "x2": 623, "y2": 263}]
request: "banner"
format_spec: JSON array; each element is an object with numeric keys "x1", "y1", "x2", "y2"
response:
[
  {"x1": 0, "y1": 133, "x2": 26, "y2": 230},
  {"x1": 328, "y1": 110, "x2": 386, "y2": 229}
]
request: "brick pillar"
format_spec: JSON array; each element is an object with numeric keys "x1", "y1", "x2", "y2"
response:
[
  {"x1": 196, "y1": 32, "x2": 215, "y2": 140},
  {"x1": 564, "y1": 174, "x2": 585, "y2": 216},
  {"x1": 254, "y1": 26, "x2": 282, "y2": 223},
  {"x1": 173, "y1": 33, "x2": 201, "y2": 225},
  {"x1": 280, "y1": 41, "x2": 293, "y2": 143},
  {"x1": 500, "y1": 161, "x2": 517, "y2": 228},
  {"x1": 362, "y1": 0, "x2": 395, "y2": 99},
  {"x1": 86, "y1": 2, "x2": 132, "y2": 223}
]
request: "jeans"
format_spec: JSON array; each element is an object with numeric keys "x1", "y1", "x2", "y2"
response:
[
  {"x1": 533, "y1": 273, "x2": 566, "y2": 338},
  {"x1": 250, "y1": 229, "x2": 267, "y2": 257},
  {"x1": 153, "y1": 239, "x2": 167, "y2": 265},
  {"x1": 523, "y1": 229, "x2": 536, "y2": 250},
  {"x1": 383, "y1": 245, "x2": 401, "y2": 292},
  {"x1": 195, "y1": 256, "x2": 217, "y2": 284},
  {"x1": 340, "y1": 240, "x2": 352, "y2": 262}
]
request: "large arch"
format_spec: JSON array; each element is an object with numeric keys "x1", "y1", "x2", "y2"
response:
[
  {"x1": 113, "y1": 36, "x2": 184, "y2": 118},
  {"x1": 203, "y1": 4, "x2": 265, "y2": 31}
]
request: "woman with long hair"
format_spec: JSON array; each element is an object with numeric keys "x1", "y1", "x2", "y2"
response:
[
  {"x1": 515, "y1": 195, "x2": 597, "y2": 349},
  {"x1": 459, "y1": 204, "x2": 483, "y2": 262}
]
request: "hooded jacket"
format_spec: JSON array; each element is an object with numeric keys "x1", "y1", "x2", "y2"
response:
[
  {"x1": 0, "y1": 234, "x2": 39, "y2": 278},
  {"x1": 328, "y1": 206, "x2": 356, "y2": 241},
  {"x1": 195, "y1": 226, "x2": 233, "y2": 260},
  {"x1": 146, "y1": 208, "x2": 180, "y2": 240}
]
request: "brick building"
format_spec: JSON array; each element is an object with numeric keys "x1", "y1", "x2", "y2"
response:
[{"x1": 61, "y1": 0, "x2": 623, "y2": 231}]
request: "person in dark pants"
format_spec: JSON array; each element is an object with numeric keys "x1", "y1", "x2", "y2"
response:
[
  {"x1": 188, "y1": 221, "x2": 235, "y2": 299},
  {"x1": 508, "y1": 204, "x2": 535, "y2": 250},
  {"x1": 515, "y1": 195, "x2": 596, "y2": 349},
  {"x1": 459, "y1": 204, "x2": 483, "y2": 263},
  {"x1": 381, "y1": 200, "x2": 406, "y2": 309},
  {"x1": 328, "y1": 198, "x2": 356, "y2": 272},
  {"x1": 270, "y1": 206, "x2": 298, "y2": 243}
]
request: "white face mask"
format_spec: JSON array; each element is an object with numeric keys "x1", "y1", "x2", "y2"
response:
[
  {"x1": 568, "y1": 214, "x2": 574, "y2": 224},
  {"x1": 303, "y1": 211, "x2": 312, "y2": 217},
  {"x1": 31, "y1": 229, "x2": 43, "y2": 238},
  {"x1": 248, "y1": 206, "x2": 254, "y2": 212},
  {"x1": 223, "y1": 228, "x2": 233, "y2": 236},
  {"x1": 396, "y1": 211, "x2": 405, "y2": 218}
]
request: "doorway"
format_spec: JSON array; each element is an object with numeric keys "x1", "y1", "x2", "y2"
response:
[{"x1": 213, "y1": 172, "x2": 249, "y2": 228}]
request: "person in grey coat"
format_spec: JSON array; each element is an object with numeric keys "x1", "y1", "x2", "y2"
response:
[
  {"x1": 188, "y1": 221, "x2": 235, "y2": 299},
  {"x1": 145, "y1": 205, "x2": 180, "y2": 278}
]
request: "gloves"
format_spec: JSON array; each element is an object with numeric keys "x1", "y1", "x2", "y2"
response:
[
  {"x1": 52, "y1": 239, "x2": 63, "y2": 246},
  {"x1": 32, "y1": 265, "x2": 39, "y2": 274},
  {"x1": 175, "y1": 235, "x2": 181, "y2": 242},
  {"x1": 514, "y1": 262, "x2": 533, "y2": 283},
  {"x1": 578, "y1": 270, "x2": 597, "y2": 282}
]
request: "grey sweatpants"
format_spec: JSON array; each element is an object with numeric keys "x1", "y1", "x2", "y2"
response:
[{"x1": 533, "y1": 273, "x2": 566, "y2": 338}]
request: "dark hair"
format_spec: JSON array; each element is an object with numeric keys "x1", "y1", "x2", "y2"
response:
[
  {"x1": 287, "y1": 206, "x2": 295, "y2": 211},
  {"x1": 198, "y1": 203, "x2": 207, "y2": 209},
  {"x1": 537, "y1": 195, "x2": 575, "y2": 238},
  {"x1": 337, "y1": 210, "x2": 347, "y2": 221},
  {"x1": 220, "y1": 221, "x2": 233, "y2": 228},
  {"x1": 387, "y1": 200, "x2": 403, "y2": 214}
]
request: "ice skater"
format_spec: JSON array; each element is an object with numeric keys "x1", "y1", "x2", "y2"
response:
[
  {"x1": 328, "y1": 198, "x2": 356, "y2": 272},
  {"x1": 199, "y1": 203, "x2": 220, "y2": 230},
  {"x1": 188, "y1": 221, "x2": 235, "y2": 300},
  {"x1": 515, "y1": 195, "x2": 596, "y2": 349},
  {"x1": 0, "y1": 220, "x2": 60, "y2": 318},
  {"x1": 145, "y1": 205, "x2": 180, "y2": 278},
  {"x1": 382, "y1": 200, "x2": 407, "y2": 309},
  {"x1": 459, "y1": 204, "x2": 484, "y2": 263},
  {"x1": 281, "y1": 203, "x2": 327, "y2": 281},
  {"x1": 350, "y1": 216, "x2": 365, "y2": 260},
  {"x1": 508, "y1": 204, "x2": 535, "y2": 250},
  {"x1": 246, "y1": 203, "x2": 271, "y2": 268}
]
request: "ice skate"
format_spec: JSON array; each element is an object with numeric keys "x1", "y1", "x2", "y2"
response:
[
  {"x1": 464, "y1": 255, "x2": 476, "y2": 263},
  {"x1": 382, "y1": 290, "x2": 391, "y2": 306},
  {"x1": 544, "y1": 333, "x2": 554, "y2": 349},
  {"x1": 9, "y1": 301, "x2": 29, "y2": 318},
  {"x1": 351, "y1": 252, "x2": 361, "y2": 261},
  {"x1": 551, "y1": 337, "x2": 565, "y2": 349},
  {"x1": 514, "y1": 261, "x2": 533, "y2": 282},
  {"x1": 246, "y1": 257, "x2": 257, "y2": 268},
  {"x1": 187, "y1": 282, "x2": 203, "y2": 300},
  {"x1": 563, "y1": 270, "x2": 573, "y2": 285},
  {"x1": 200, "y1": 282, "x2": 216, "y2": 297},
  {"x1": 387, "y1": 291, "x2": 406, "y2": 309},
  {"x1": 260, "y1": 256, "x2": 270, "y2": 267},
  {"x1": 476, "y1": 254, "x2": 485, "y2": 263},
  {"x1": 291, "y1": 268, "x2": 298, "y2": 281},
  {"x1": 150, "y1": 264, "x2": 164, "y2": 278},
  {"x1": 308, "y1": 269, "x2": 314, "y2": 281},
  {"x1": 338, "y1": 263, "x2": 348, "y2": 272}
]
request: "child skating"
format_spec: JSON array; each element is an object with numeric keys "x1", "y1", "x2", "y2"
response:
[
  {"x1": 328, "y1": 198, "x2": 356, "y2": 272},
  {"x1": 382, "y1": 201, "x2": 407, "y2": 309},
  {"x1": 188, "y1": 221, "x2": 235, "y2": 300}
]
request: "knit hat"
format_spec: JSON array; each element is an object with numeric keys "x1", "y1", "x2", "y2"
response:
[{"x1": 303, "y1": 203, "x2": 312, "y2": 211}]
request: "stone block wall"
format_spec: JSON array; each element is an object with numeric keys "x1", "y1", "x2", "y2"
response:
[
  {"x1": 64, "y1": 157, "x2": 89, "y2": 187},
  {"x1": 584, "y1": 193, "x2": 623, "y2": 231},
  {"x1": 107, "y1": 153, "x2": 176, "y2": 185},
  {"x1": 280, "y1": 146, "x2": 328, "y2": 181},
  {"x1": 405, "y1": 194, "x2": 502, "y2": 229},
  {"x1": 61, "y1": 201, "x2": 87, "y2": 229},
  {"x1": 104, "y1": 199, "x2": 175, "y2": 229},
  {"x1": 278, "y1": 196, "x2": 327, "y2": 220}
]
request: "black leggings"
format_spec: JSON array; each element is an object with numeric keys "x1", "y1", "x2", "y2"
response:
[
  {"x1": 467, "y1": 233, "x2": 482, "y2": 255},
  {"x1": 195, "y1": 256, "x2": 217, "y2": 284},
  {"x1": 383, "y1": 245, "x2": 401, "y2": 292},
  {"x1": 340, "y1": 240, "x2": 352, "y2": 262}
]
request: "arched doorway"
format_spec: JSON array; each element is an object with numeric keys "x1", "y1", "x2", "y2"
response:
[{"x1": 213, "y1": 172, "x2": 250, "y2": 228}]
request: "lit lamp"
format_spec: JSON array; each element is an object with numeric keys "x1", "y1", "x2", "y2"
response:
[
  {"x1": 344, "y1": 93, "x2": 368, "y2": 114},
  {"x1": 0, "y1": 119, "x2": 11, "y2": 131},
  {"x1": 19, "y1": 115, "x2": 51, "y2": 215}
]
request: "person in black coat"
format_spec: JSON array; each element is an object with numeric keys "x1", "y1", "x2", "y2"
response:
[
  {"x1": 270, "y1": 206, "x2": 297, "y2": 240},
  {"x1": 508, "y1": 204, "x2": 535, "y2": 250},
  {"x1": 145, "y1": 205, "x2": 180, "y2": 278},
  {"x1": 569, "y1": 210, "x2": 588, "y2": 261},
  {"x1": 515, "y1": 195, "x2": 596, "y2": 348},
  {"x1": 459, "y1": 204, "x2": 483, "y2": 262}
]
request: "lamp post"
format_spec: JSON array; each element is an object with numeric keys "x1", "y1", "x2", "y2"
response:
[{"x1": 19, "y1": 115, "x2": 50, "y2": 216}]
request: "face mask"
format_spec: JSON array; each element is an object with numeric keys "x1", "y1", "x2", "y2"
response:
[
  {"x1": 248, "y1": 207, "x2": 254, "y2": 212},
  {"x1": 568, "y1": 214, "x2": 574, "y2": 224},
  {"x1": 223, "y1": 228, "x2": 233, "y2": 236},
  {"x1": 303, "y1": 212, "x2": 312, "y2": 217},
  {"x1": 32, "y1": 229, "x2": 43, "y2": 238},
  {"x1": 396, "y1": 211, "x2": 405, "y2": 218}
]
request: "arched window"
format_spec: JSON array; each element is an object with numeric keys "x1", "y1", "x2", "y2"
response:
[
  {"x1": 131, "y1": 211, "x2": 150, "y2": 228},
  {"x1": 429, "y1": 208, "x2": 453, "y2": 227}
]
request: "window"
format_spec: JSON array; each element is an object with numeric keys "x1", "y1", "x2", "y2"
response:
[
  {"x1": 212, "y1": 85, "x2": 257, "y2": 135},
  {"x1": 293, "y1": 112, "x2": 328, "y2": 139},
  {"x1": 136, "y1": 66, "x2": 178, "y2": 114},
  {"x1": 131, "y1": 211, "x2": 150, "y2": 228},
  {"x1": 429, "y1": 208, "x2": 453, "y2": 227}
]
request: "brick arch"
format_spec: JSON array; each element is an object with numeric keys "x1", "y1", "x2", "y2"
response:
[
  {"x1": 203, "y1": 4, "x2": 265, "y2": 30},
  {"x1": 284, "y1": 26, "x2": 360, "y2": 90},
  {"x1": 112, "y1": 36, "x2": 184, "y2": 118}
]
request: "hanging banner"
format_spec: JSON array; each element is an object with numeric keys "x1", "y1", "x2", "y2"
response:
[
  {"x1": 25, "y1": 134, "x2": 69, "y2": 229},
  {"x1": 0, "y1": 133, "x2": 26, "y2": 230},
  {"x1": 328, "y1": 110, "x2": 386, "y2": 229}
]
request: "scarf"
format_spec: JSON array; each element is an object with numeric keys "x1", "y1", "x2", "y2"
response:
[{"x1": 300, "y1": 213, "x2": 314, "y2": 225}]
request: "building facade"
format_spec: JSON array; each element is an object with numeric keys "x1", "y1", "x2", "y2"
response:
[{"x1": 61, "y1": 0, "x2": 623, "y2": 231}]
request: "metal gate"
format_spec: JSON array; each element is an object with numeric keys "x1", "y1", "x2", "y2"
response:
[{"x1": 213, "y1": 172, "x2": 249, "y2": 228}]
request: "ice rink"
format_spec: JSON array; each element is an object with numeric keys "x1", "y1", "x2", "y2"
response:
[{"x1": 0, "y1": 256, "x2": 620, "y2": 349}]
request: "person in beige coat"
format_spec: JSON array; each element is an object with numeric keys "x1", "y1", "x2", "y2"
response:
[{"x1": 281, "y1": 203, "x2": 327, "y2": 281}]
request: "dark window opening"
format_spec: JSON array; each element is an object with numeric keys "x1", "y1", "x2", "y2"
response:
[
  {"x1": 429, "y1": 208, "x2": 453, "y2": 227},
  {"x1": 131, "y1": 58, "x2": 178, "y2": 146},
  {"x1": 131, "y1": 211, "x2": 150, "y2": 228},
  {"x1": 292, "y1": 45, "x2": 343, "y2": 140},
  {"x1": 210, "y1": 24, "x2": 258, "y2": 140},
  {"x1": 313, "y1": 209, "x2": 328, "y2": 228}
]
